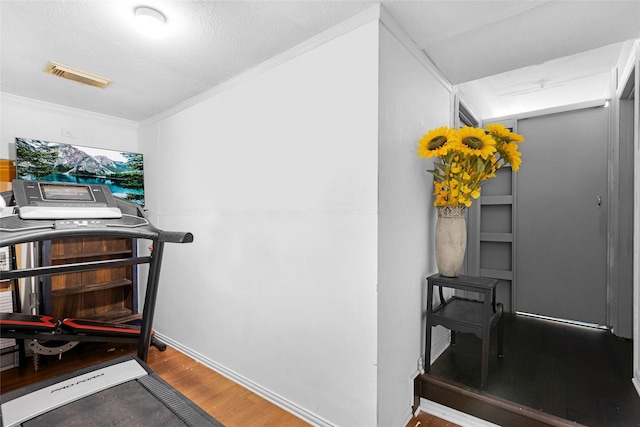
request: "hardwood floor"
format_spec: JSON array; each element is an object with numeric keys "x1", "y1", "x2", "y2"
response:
[
  {"x1": 407, "y1": 412, "x2": 460, "y2": 427},
  {"x1": 1, "y1": 341, "x2": 452, "y2": 426}
]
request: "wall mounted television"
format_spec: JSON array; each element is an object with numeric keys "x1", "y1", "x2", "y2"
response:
[{"x1": 15, "y1": 138, "x2": 145, "y2": 206}]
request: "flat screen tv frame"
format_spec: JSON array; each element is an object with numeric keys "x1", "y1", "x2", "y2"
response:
[{"x1": 15, "y1": 138, "x2": 145, "y2": 207}]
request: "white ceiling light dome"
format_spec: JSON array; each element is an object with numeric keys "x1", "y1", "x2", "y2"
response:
[{"x1": 134, "y1": 6, "x2": 166, "y2": 39}]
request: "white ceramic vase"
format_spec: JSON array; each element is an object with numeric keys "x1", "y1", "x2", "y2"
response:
[{"x1": 435, "y1": 205, "x2": 467, "y2": 277}]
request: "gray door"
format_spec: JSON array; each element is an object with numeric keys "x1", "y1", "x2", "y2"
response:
[{"x1": 516, "y1": 107, "x2": 608, "y2": 326}]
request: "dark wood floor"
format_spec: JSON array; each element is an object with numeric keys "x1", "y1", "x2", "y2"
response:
[{"x1": 427, "y1": 313, "x2": 640, "y2": 427}]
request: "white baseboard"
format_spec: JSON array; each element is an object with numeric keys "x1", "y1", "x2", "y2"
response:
[
  {"x1": 633, "y1": 374, "x2": 640, "y2": 398},
  {"x1": 419, "y1": 399, "x2": 499, "y2": 427},
  {"x1": 153, "y1": 332, "x2": 336, "y2": 427}
]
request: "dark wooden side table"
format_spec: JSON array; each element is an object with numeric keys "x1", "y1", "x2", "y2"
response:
[{"x1": 424, "y1": 273, "x2": 503, "y2": 390}]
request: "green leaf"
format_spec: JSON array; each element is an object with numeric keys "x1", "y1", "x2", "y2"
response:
[{"x1": 427, "y1": 170, "x2": 445, "y2": 181}]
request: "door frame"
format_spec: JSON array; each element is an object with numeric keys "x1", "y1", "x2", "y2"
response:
[
  {"x1": 609, "y1": 43, "x2": 639, "y2": 399},
  {"x1": 616, "y1": 45, "x2": 640, "y2": 396},
  {"x1": 610, "y1": 66, "x2": 636, "y2": 339}
]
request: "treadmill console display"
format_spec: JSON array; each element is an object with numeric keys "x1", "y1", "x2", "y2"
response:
[
  {"x1": 12, "y1": 179, "x2": 122, "y2": 220},
  {"x1": 41, "y1": 183, "x2": 94, "y2": 202}
]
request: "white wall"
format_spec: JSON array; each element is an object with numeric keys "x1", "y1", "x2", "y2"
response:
[
  {"x1": 0, "y1": 93, "x2": 138, "y2": 159},
  {"x1": 376, "y1": 17, "x2": 451, "y2": 427},
  {"x1": 140, "y1": 19, "x2": 380, "y2": 427}
]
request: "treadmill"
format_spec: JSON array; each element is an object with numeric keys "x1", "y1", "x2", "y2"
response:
[{"x1": 0, "y1": 180, "x2": 222, "y2": 426}]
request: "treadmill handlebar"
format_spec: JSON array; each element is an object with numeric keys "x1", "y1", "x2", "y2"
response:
[{"x1": 159, "y1": 230, "x2": 194, "y2": 244}]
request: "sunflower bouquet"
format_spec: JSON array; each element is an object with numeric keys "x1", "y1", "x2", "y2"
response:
[{"x1": 417, "y1": 124, "x2": 524, "y2": 207}]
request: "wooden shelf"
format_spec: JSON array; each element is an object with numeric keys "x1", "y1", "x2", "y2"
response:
[
  {"x1": 51, "y1": 279, "x2": 132, "y2": 297},
  {"x1": 85, "y1": 309, "x2": 142, "y2": 324},
  {"x1": 432, "y1": 297, "x2": 502, "y2": 336},
  {"x1": 51, "y1": 250, "x2": 134, "y2": 261},
  {"x1": 42, "y1": 236, "x2": 138, "y2": 324}
]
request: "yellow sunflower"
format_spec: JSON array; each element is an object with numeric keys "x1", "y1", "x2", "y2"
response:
[
  {"x1": 508, "y1": 130, "x2": 524, "y2": 143},
  {"x1": 451, "y1": 126, "x2": 497, "y2": 160},
  {"x1": 502, "y1": 142, "x2": 522, "y2": 171},
  {"x1": 417, "y1": 126, "x2": 455, "y2": 158},
  {"x1": 417, "y1": 123, "x2": 523, "y2": 207},
  {"x1": 485, "y1": 123, "x2": 510, "y2": 140},
  {"x1": 486, "y1": 123, "x2": 524, "y2": 144}
]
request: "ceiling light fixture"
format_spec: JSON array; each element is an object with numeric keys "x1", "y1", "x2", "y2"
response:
[{"x1": 134, "y1": 6, "x2": 166, "y2": 39}]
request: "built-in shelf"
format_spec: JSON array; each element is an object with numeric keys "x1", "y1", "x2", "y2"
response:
[
  {"x1": 84, "y1": 308, "x2": 142, "y2": 323},
  {"x1": 51, "y1": 279, "x2": 132, "y2": 297},
  {"x1": 51, "y1": 249, "x2": 134, "y2": 261},
  {"x1": 87, "y1": 309, "x2": 142, "y2": 324},
  {"x1": 42, "y1": 237, "x2": 138, "y2": 324}
]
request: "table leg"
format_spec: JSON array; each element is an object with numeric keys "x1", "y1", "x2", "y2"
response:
[
  {"x1": 481, "y1": 328, "x2": 490, "y2": 390},
  {"x1": 498, "y1": 304, "x2": 504, "y2": 358},
  {"x1": 424, "y1": 281, "x2": 434, "y2": 372},
  {"x1": 480, "y1": 289, "x2": 491, "y2": 390}
]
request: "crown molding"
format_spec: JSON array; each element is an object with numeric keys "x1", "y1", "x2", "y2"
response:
[
  {"x1": 140, "y1": 5, "x2": 383, "y2": 127},
  {"x1": 140, "y1": 4, "x2": 455, "y2": 128},
  {"x1": 0, "y1": 92, "x2": 138, "y2": 128},
  {"x1": 378, "y1": 5, "x2": 452, "y2": 92},
  {"x1": 616, "y1": 39, "x2": 640, "y2": 99}
]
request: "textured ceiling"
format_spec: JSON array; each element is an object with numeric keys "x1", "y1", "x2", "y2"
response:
[{"x1": 1, "y1": 1, "x2": 640, "y2": 121}]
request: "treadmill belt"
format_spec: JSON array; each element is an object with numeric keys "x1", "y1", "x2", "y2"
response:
[
  {"x1": 0, "y1": 356, "x2": 224, "y2": 427},
  {"x1": 24, "y1": 380, "x2": 187, "y2": 426}
]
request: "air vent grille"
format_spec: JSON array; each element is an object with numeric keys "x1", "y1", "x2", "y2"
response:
[{"x1": 44, "y1": 61, "x2": 112, "y2": 89}]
